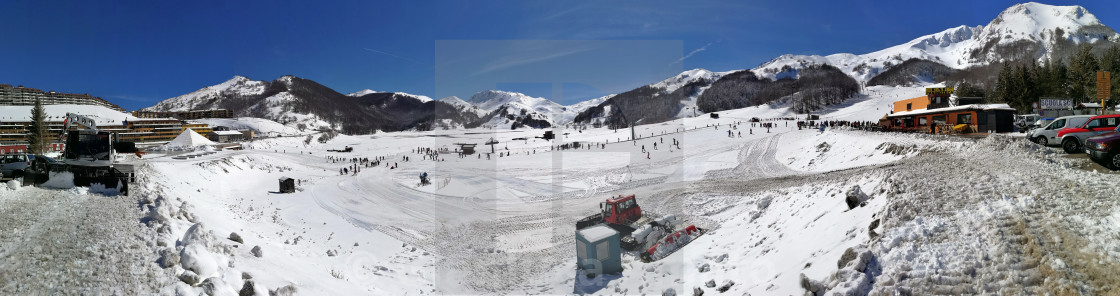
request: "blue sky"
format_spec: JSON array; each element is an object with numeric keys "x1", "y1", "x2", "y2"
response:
[{"x1": 1, "y1": 1, "x2": 1117, "y2": 110}]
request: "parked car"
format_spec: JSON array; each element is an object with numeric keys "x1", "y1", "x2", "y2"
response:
[
  {"x1": 1015, "y1": 114, "x2": 1041, "y2": 131},
  {"x1": 22, "y1": 154, "x2": 64, "y2": 185},
  {"x1": 1030, "y1": 118, "x2": 1055, "y2": 131},
  {"x1": 1085, "y1": 129, "x2": 1120, "y2": 169},
  {"x1": 1056, "y1": 114, "x2": 1120, "y2": 153},
  {"x1": 1026, "y1": 115, "x2": 1093, "y2": 146},
  {"x1": 0, "y1": 154, "x2": 32, "y2": 178}
]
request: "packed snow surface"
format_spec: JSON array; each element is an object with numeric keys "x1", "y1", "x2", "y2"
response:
[{"x1": 6, "y1": 84, "x2": 1120, "y2": 295}]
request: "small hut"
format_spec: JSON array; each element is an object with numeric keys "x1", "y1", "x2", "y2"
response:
[
  {"x1": 279, "y1": 177, "x2": 295, "y2": 193},
  {"x1": 455, "y1": 143, "x2": 477, "y2": 155},
  {"x1": 575, "y1": 225, "x2": 622, "y2": 276}
]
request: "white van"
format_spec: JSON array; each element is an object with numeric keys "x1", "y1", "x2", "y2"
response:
[{"x1": 1026, "y1": 115, "x2": 1093, "y2": 146}]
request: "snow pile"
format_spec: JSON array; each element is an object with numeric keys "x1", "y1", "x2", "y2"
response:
[
  {"x1": 0, "y1": 186, "x2": 173, "y2": 294},
  {"x1": 88, "y1": 181, "x2": 123, "y2": 196},
  {"x1": 153, "y1": 129, "x2": 216, "y2": 151},
  {"x1": 5, "y1": 180, "x2": 19, "y2": 190},
  {"x1": 39, "y1": 171, "x2": 75, "y2": 189},
  {"x1": 776, "y1": 128, "x2": 945, "y2": 172}
]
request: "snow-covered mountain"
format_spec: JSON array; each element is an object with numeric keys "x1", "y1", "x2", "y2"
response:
[
  {"x1": 439, "y1": 96, "x2": 485, "y2": 117},
  {"x1": 147, "y1": 76, "x2": 268, "y2": 112},
  {"x1": 651, "y1": 68, "x2": 725, "y2": 94},
  {"x1": 574, "y1": 2, "x2": 1118, "y2": 127},
  {"x1": 466, "y1": 90, "x2": 608, "y2": 128},
  {"x1": 347, "y1": 89, "x2": 379, "y2": 97},
  {"x1": 145, "y1": 76, "x2": 476, "y2": 133},
  {"x1": 571, "y1": 68, "x2": 726, "y2": 127},
  {"x1": 752, "y1": 2, "x2": 1119, "y2": 82}
]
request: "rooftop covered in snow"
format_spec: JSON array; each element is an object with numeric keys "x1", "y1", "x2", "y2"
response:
[{"x1": 886, "y1": 104, "x2": 1016, "y2": 118}]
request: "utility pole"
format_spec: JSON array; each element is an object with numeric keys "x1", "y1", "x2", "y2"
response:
[
  {"x1": 1098, "y1": 71, "x2": 1111, "y2": 115},
  {"x1": 613, "y1": 103, "x2": 637, "y2": 144}
]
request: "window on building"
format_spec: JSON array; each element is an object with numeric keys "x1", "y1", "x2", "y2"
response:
[
  {"x1": 919, "y1": 117, "x2": 928, "y2": 125},
  {"x1": 906, "y1": 103, "x2": 912, "y2": 111},
  {"x1": 957, "y1": 114, "x2": 972, "y2": 125},
  {"x1": 596, "y1": 241, "x2": 610, "y2": 261},
  {"x1": 576, "y1": 240, "x2": 586, "y2": 259},
  {"x1": 932, "y1": 115, "x2": 946, "y2": 124}
]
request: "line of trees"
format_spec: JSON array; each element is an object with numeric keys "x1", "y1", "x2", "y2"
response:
[
  {"x1": 696, "y1": 64, "x2": 859, "y2": 113},
  {"x1": 866, "y1": 58, "x2": 957, "y2": 87},
  {"x1": 989, "y1": 44, "x2": 1120, "y2": 112}
]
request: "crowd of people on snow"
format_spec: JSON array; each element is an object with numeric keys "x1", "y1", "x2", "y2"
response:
[{"x1": 293, "y1": 115, "x2": 903, "y2": 186}]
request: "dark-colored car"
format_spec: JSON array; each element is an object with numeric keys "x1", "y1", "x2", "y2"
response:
[
  {"x1": 22, "y1": 155, "x2": 65, "y2": 185},
  {"x1": 1085, "y1": 127, "x2": 1120, "y2": 169},
  {"x1": 0, "y1": 154, "x2": 32, "y2": 178}
]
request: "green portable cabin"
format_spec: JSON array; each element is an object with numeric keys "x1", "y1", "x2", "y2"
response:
[{"x1": 575, "y1": 225, "x2": 622, "y2": 276}]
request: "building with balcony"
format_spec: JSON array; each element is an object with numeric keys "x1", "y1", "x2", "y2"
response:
[{"x1": 0, "y1": 84, "x2": 126, "y2": 112}]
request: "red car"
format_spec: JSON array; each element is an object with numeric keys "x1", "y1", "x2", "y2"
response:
[
  {"x1": 1085, "y1": 127, "x2": 1120, "y2": 169},
  {"x1": 1056, "y1": 114, "x2": 1120, "y2": 153}
]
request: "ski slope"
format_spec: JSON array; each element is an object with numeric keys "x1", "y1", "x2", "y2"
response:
[{"x1": 7, "y1": 84, "x2": 1120, "y2": 294}]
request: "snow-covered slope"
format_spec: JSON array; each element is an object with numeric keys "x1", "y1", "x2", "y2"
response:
[
  {"x1": 147, "y1": 76, "x2": 268, "y2": 112},
  {"x1": 466, "y1": 90, "x2": 606, "y2": 128},
  {"x1": 751, "y1": 2, "x2": 1118, "y2": 82},
  {"x1": 439, "y1": 96, "x2": 485, "y2": 117},
  {"x1": 144, "y1": 75, "x2": 334, "y2": 131},
  {"x1": 188, "y1": 117, "x2": 305, "y2": 136},
  {"x1": 467, "y1": 90, "x2": 556, "y2": 113},
  {"x1": 342, "y1": 88, "x2": 378, "y2": 96},
  {"x1": 390, "y1": 92, "x2": 433, "y2": 103},
  {"x1": 651, "y1": 69, "x2": 724, "y2": 94}
]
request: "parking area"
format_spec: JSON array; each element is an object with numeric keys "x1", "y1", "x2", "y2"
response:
[{"x1": 1063, "y1": 153, "x2": 1120, "y2": 173}]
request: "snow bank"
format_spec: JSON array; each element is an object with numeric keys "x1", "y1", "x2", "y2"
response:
[
  {"x1": 40, "y1": 171, "x2": 75, "y2": 189},
  {"x1": 776, "y1": 128, "x2": 939, "y2": 172}
]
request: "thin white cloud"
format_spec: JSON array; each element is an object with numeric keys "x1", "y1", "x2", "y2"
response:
[
  {"x1": 472, "y1": 46, "x2": 594, "y2": 76},
  {"x1": 363, "y1": 48, "x2": 419, "y2": 63},
  {"x1": 672, "y1": 41, "x2": 716, "y2": 65}
]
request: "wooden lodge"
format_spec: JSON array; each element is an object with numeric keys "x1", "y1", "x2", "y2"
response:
[{"x1": 880, "y1": 87, "x2": 1017, "y2": 134}]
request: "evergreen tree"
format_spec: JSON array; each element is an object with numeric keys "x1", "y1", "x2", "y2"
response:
[
  {"x1": 27, "y1": 98, "x2": 47, "y2": 154},
  {"x1": 1102, "y1": 45, "x2": 1120, "y2": 107},
  {"x1": 1068, "y1": 43, "x2": 1100, "y2": 102},
  {"x1": 955, "y1": 81, "x2": 985, "y2": 98},
  {"x1": 993, "y1": 63, "x2": 1012, "y2": 103},
  {"x1": 1036, "y1": 59, "x2": 1069, "y2": 98}
]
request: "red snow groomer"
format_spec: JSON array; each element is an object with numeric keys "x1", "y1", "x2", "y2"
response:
[{"x1": 575, "y1": 194, "x2": 706, "y2": 262}]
